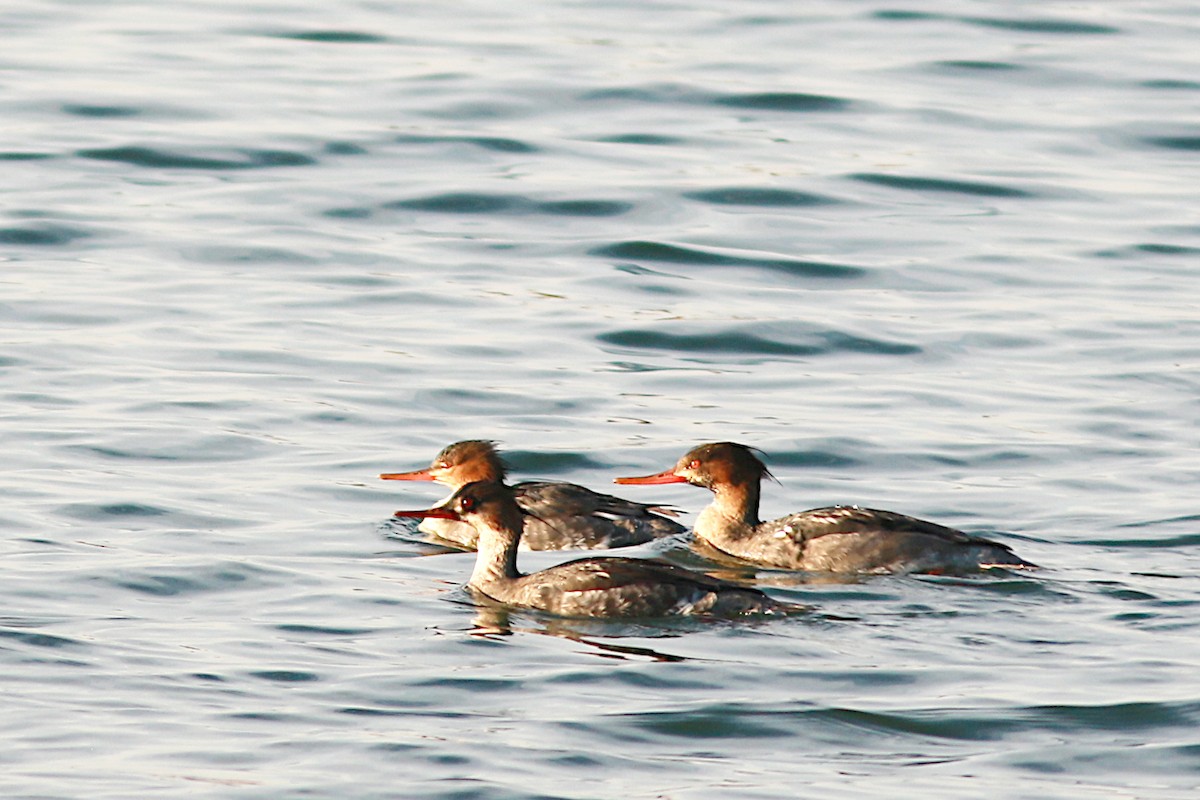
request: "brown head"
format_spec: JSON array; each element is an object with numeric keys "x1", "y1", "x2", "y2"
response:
[
  {"x1": 392, "y1": 479, "x2": 524, "y2": 535},
  {"x1": 615, "y1": 442, "x2": 772, "y2": 492},
  {"x1": 380, "y1": 440, "x2": 509, "y2": 487}
]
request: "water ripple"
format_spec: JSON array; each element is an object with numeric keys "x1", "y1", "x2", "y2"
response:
[
  {"x1": 385, "y1": 192, "x2": 516, "y2": 214},
  {"x1": 180, "y1": 244, "x2": 317, "y2": 265},
  {"x1": 68, "y1": 431, "x2": 271, "y2": 464},
  {"x1": 394, "y1": 133, "x2": 538, "y2": 153},
  {"x1": 580, "y1": 84, "x2": 697, "y2": 103},
  {"x1": 850, "y1": 173, "x2": 1035, "y2": 198},
  {"x1": 964, "y1": 16, "x2": 1121, "y2": 35},
  {"x1": 1, "y1": 152, "x2": 54, "y2": 161},
  {"x1": 538, "y1": 200, "x2": 632, "y2": 217},
  {"x1": 502, "y1": 448, "x2": 613, "y2": 474},
  {"x1": 604, "y1": 699, "x2": 1199, "y2": 746},
  {"x1": 592, "y1": 240, "x2": 865, "y2": 279},
  {"x1": 73, "y1": 502, "x2": 170, "y2": 518},
  {"x1": 1095, "y1": 243, "x2": 1200, "y2": 259},
  {"x1": 933, "y1": 60, "x2": 1024, "y2": 73},
  {"x1": 105, "y1": 561, "x2": 286, "y2": 597},
  {"x1": 250, "y1": 670, "x2": 321, "y2": 682},
  {"x1": 380, "y1": 192, "x2": 629, "y2": 217},
  {"x1": 1141, "y1": 79, "x2": 1200, "y2": 91},
  {"x1": 581, "y1": 84, "x2": 851, "y2": 113},
  {"x1": 598, "y1": 325, "x2": 921, "y2": 361},
  {"x1": 0, "y1": 223, "x2": 92, "y2": 246},
  {"x1": 874, "y1": 11, "x2": 1120, "y2": 36},
  {"x1": 594, "y1": 133, "x2": 687, "y2": 146},
  {"x1": 712, "y1": 91, "x2": 851, "y2": 113},
  {"x1": 275, "y1": 624, "x2": 377, "y2": 636},
  {"x1": 1077, "y1": 532, "x2": 1200, "y2": 549},
  {"x1": 78, "y1": 146, "x2": 316, "y2": 170},
  {"x1": 0, "y1": 628, "x2": 86, "y2": 650},
  {"x1": 1142, "y1": 135, "x2": 1200, "y2": 152},
  {"x1": 684, "y1": 187, "x2": 840, "y2": 207},
  {"x1": 273, "y1": 30, "x2": 389, "y2": 44},
  {"x1": 61, "y1": 104, "x2": 142, "y2": 118},
  {"x1": 324, "y1": 141, "x2": 368, "y2": 155},
  {"x1": 412, "y1": 388, "x2": 581, "y2": 416}
]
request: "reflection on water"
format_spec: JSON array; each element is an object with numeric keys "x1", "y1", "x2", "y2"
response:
[{"x1": 466, "y1": 604, "x2": 692, "y2": 662}]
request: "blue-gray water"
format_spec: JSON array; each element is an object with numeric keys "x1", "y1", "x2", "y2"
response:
[{"x1": 4, "y1": 1, "x2": 1200, "y2": 797}]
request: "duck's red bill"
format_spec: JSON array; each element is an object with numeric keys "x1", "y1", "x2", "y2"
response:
[
  {"x1": 613, "y1": 470, "x2": 686, "y2": 485},
  {"x1": 393, "y1": 507, "x2": 460, "y2": 520},
  {"x1": 380, "y1": 468, "x2": 436, "y2": 481}
]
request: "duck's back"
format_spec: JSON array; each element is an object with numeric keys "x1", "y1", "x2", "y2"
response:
[
  {"x1": 764, "y1": 506, "x2": 1034, "y2": 574},
  {"x1": 484, "y1": 556, "x2": 782, "y2": 617},
  {"x1": 415, "y1": 481, "x2": 684, "y2": 551},
  {"x1": 512, "y1": 481, "x2": 685, "y2": 549}
]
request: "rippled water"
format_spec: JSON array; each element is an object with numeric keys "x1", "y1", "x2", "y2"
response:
[{"x1": 5, "y1": 1, "x2": 1200, "y2": 797}]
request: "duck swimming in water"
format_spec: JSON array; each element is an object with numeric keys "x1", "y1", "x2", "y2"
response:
[
  {"x1": 392, "y1": 480, "x2": 795, "y2": 618},
  {"x1": 615, "y1": 442, "x2": 1036, "y2": 575},
  {"x1": 381, "y1": 440, "x2": 685, "y2": 550}
]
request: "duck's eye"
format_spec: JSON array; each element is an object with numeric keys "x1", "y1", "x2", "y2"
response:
[
  {"x1": 459, "y1": 496, "x2": 476, "y2": 513},
  {"x1": 688, "y1": 459, "x2": 701, "y2": 470}
]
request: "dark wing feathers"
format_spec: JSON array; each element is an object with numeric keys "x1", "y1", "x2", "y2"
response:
[
  {"x1": 785, "y1": 505, "x2": 993, "y2": 546},
  {"x1": 513, "y1": 481, "x2": 681, "y2": 519},
  {"x1": 544, "y1": 557, "x2": 737, "y2": 593}
]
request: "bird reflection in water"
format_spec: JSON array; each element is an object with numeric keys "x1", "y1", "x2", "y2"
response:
[{"x1": 463, "y1": 602, "x2": 699, "y2": 663}]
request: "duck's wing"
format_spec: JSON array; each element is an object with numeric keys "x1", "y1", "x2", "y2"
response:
[
  {"x1": 781, "y1": 505, "x2": 989, "y2": 545},
  {"x1": 513, "y1": 481, "x2": 682, "y2": 519}
]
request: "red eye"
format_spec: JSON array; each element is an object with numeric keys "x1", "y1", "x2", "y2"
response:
[
  {"x1": 460, "y1": 496, "x2": 476, "y2": 512},
  {"x1": 689, "y1": 459, "x2": 701, "y2": 469}
]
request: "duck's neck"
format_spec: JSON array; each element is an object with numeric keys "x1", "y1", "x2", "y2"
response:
[
  {"x1": 469, "y1": 523, "x2": 522, "y2": 588},
  {"x1": 695, "y1": 480, "x2": 762, "y2": 546}
]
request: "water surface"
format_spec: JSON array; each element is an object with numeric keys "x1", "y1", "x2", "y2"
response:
[{"x1": 4, "y1": 2, "x2": 1200, "y2": 797}]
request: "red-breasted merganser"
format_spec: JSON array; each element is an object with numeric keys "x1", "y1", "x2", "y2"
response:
[
  {"x1": 615, "y1": 442, "x2": 1037, "y2": 575},
  {"x1": 380, "y1": 440, "x2": 684, "y2": 550},
  {"x1": 393, "y1": 481, "x2": 795, "y2": 618}
]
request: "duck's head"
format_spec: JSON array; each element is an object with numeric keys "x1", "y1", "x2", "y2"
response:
[
  {"x1": 381, "y1": 440, "x2": 508, "y2": 487},
  {"x1": 615, "y1": 442, "x2": 771, "y2": 491}
]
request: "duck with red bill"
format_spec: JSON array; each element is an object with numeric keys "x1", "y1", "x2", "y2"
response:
[
  {"x1": 616, "y1": 442, "x2": 1037, "y2": 575},
  {"x1": 382, "y1": 440, "x2": 684, "y2": 551},
  {"x1": 393, "y1": 480, "x2": 799, "y2": 619}
]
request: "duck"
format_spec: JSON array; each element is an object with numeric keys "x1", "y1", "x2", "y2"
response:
[
  {"x1": 381, "y1": 440, "x2": 684, "y2": 550},
  {"x1": 392, "y1": 480, "x2": 797, "y2": 618},
  {"x1": 615, "y1": 442, "x2": 1036, "y2": 575}
]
